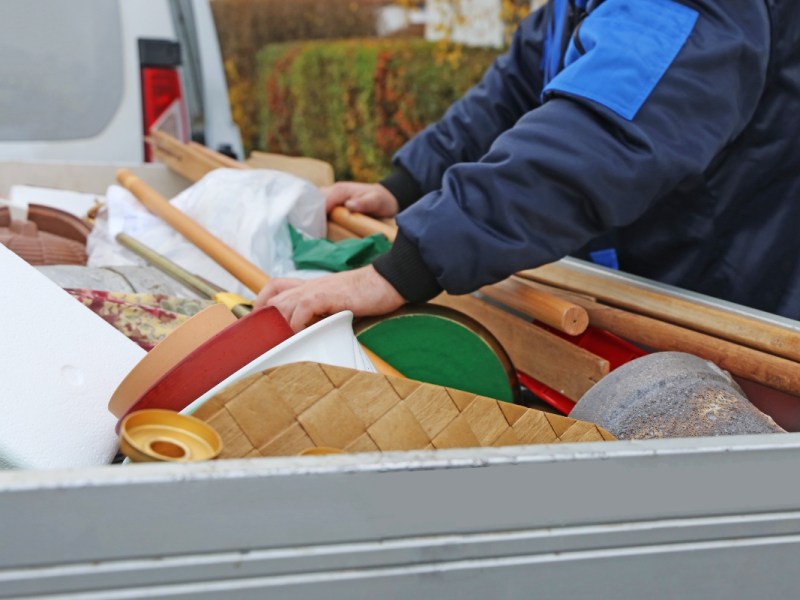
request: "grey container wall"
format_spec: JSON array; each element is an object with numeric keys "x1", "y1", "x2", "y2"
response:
[
  {"x1": 3, "y1": 438, "x2": 800, "y2": 598},
  {"x1": 1, "y1": 163, "x2": 799, "y2": 598}
]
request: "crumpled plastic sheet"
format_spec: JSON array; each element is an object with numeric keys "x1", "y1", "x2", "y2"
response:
[{"x1": 86, "y1": 168, "x2": 328, "y2": 298}]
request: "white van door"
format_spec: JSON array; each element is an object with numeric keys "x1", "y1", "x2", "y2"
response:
[{"x1": 0, "y1": 0, "x2": 242, "y2": 163}]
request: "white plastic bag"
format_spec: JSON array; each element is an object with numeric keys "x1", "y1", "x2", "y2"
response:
[{"x1": 87, "y1": 168, "x2": 327, "y2": 297}]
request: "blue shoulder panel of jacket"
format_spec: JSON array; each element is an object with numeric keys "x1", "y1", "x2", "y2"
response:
[{"x1": 542, "y1": 0, "x2": 699, "y2": 120}]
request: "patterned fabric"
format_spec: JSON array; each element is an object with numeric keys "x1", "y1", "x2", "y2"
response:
[{"x1": 66, "y1": 289, "x2": 213, "y2": 350}]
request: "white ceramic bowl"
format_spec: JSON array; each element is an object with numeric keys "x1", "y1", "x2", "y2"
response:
[{"x1": 180, "y1": 311, "x2": 375, "y2": 415}]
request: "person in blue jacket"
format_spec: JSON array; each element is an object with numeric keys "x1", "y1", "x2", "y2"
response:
[{"x1": 256, "y1": 0, "x2": 800, "y2": 331}]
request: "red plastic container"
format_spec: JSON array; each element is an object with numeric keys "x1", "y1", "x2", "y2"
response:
[{"x1": 116, "y1": 307, "x2": 294, "y2": 431}]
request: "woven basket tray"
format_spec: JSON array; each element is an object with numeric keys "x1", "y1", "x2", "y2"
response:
[{"x1": 191, "y1": 361, "x2": 615, "y2": 459}]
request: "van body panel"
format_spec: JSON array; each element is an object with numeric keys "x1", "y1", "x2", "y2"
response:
[{"x1": 0, "y1": 0, "x2": 241, "y2": 162}]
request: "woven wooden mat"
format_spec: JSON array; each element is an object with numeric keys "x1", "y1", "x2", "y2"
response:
[{"x1": 192, "y1": 361, "x2": 615, "y2": 459}]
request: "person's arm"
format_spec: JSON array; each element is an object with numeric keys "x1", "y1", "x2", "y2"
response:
[
  {"x1": 374, "y1": 0, "x2": 771, "y2": 302},
  {"x1": 381, "y1": 8, "x2": 549, "y2": 210}
]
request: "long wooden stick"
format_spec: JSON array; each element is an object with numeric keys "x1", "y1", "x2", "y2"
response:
[
  {"x1": 143, "y1": 134, "x2": 596, "y2": 381},
  {"x1": 116, "y1": 232, "x2": 253, "y2": 319},
  {"x1": 326, "y1": 208, "x2": 590, "y2": 335},
  {"x1": 519, "y1": 261, "x2": 800, "y2": 363},
  {"x1": 117, "y1": 168, "x2": 270, "y2": 294},
  {"x1": 481, "y1": 279, "x2": 589, "y2": 336},
  {"x1": 116, "y1": 168, "x2": 402, "y2": 378},
  {"x1": 328, "y1": 206, "x2": 398, "y2": 242},
  {"x1": 514, "y1": 277, "x2": 800, "y2": 397}
]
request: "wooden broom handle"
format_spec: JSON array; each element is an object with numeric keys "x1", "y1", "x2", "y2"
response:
[
  {"x1": 329, "y1": 206, "x2": 397, "y2": 242},
  {"x1": 481, "y1": 279, "x2": 588, "y2": 336},
  {"x1": 516, "y1": 277, "x2": 800, "y2": 397},
  {"x1": 328, "y1": 207, "x2": 590, "y2": 336},
  {"x1": 519, "y1": 261, "x2": 800, "y2": 363},
  {"x1": 117, "y1": 169, "x2": 403, "y2": 378},
  {"x1": 116, "y1": 169, "x2": 269, "y2": 294}
]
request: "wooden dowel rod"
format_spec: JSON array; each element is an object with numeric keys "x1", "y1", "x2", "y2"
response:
[
  {"x1": 431, "y1": 293, "x2": 609, "y2": 401},
  {"x1": 326, "y1": 221, "x2": 359, "y2": 241},
  {"x1": 519, "y1": 261, "x2": 800, "y2": 363},
  {"x1": 480, "y1": 278, "x2": 589, "y2": 336},
  {"x1": 329, "y1": 206, "x2": 397, "y2": 242},
  {"x1": 117, "y1": 161, "x2": 403, "y2": 379},
  {"x1": 325, "y1": 210, "x2": 593, "y2": 336},
  {"x1": 515, "y1": 278, "x2": 800, "y2": 397},
  {"x1": 116, "y1": 168, "x2": 269, "y2": 294}
]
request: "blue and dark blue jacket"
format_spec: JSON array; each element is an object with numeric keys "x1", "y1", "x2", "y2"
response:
[{"x1": 373, "y1": 0, "x2": 800, "y2": 319}]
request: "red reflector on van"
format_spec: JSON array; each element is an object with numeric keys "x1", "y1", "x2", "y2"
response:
[{"x1": 141, "y1": 66, "x2": 188, "y2": 161}]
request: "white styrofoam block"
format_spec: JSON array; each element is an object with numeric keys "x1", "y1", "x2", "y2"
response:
[{"x1": 0, "y1": 246, "x2": 146, "y2": 469}]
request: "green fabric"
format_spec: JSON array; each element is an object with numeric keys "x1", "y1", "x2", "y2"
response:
[
  {"x1": 290, "y1": 225, "x2": 392, "y2": 272},
  {"x1": 357, "y1": 314, "x2": 515, "y2": 403}
]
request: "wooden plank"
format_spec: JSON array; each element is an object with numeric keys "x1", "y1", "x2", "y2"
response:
[
  {"x1": 147, "y1": 130, "x2": 220, "y2": 182},
  {"x1": 519, "y1": 262, "x2": 800, "y2": 363},
  {"x1": 516, "y1": 278, "x2": 800, "y2": 397},
  {"x1": 431, "y1": 293, "x2": 609, "y2": 402}
]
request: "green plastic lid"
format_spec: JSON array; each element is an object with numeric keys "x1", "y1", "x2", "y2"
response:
[{"x1": 356, "y1": 305, "x2": 518, "y2": 403}]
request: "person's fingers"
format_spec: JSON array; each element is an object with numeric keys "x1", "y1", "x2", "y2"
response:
[
  {"x1": 287, "y1": 299, "x2": 316, "y2": 332},
  {"x1": 322, "y1": 182, "x2": 399, "y2": 218},
  {"x1": 259, "y1": 267, "x2": 406, "y2": 332},
  {"x1": 254, "y1": 278, "x2": 304, "y2": 309},
  {"x1": 322, "y1": 182, "x2": 356, "y2": 212},
  {"x1": 344, "y1": 188, "x2": 399, "y2": 218}
]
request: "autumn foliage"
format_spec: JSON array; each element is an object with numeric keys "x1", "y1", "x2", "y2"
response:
[{"x1": 256, "y1": 39, "x2": 497, "y2": 181}]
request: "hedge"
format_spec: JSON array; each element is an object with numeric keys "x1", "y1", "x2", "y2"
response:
[{"x1": 256, "y1": 39, "x2": 499, "y2": 182}]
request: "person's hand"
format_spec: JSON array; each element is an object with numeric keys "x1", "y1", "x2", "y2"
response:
[
  {"x1": 254, "y1": 266, "x2": 405, "y2": 331},
  {"x1": 322, "y1": 182, "x2": 399, "y2": 218}
]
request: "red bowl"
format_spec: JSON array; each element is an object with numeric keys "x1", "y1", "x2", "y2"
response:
[{"x1": 116, "y1": 306, "x2": 293, "y2": 431}]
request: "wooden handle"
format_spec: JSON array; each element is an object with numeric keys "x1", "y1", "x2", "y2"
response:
[
  {"x1": 517, "y1": 278, "x2": 800, "y2": 397},
  {"x1": 519, "y1": 261, "x2": 800, "y2": 363},
  {"x1": 116, "y1": 168, "x2": 269, "y2": 294},
  {"x1": 329, "y1": 206, "x2": 397, "y2": 242},
  {"x1": 326, "y1": 221, "x2": 359, "y2": 241},
  {"x1": 480, "y1": 278, "x2": 589, "y2": 336}
]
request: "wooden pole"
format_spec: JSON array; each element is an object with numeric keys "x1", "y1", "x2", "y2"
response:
[
  {"x1": 328, "y1": 206, "x2": 398, "y2": 242},
  {"x1": 481, "y1": 279, "x2": 589, "y2": 336},
  {"x1": 519, "y1": 261, "x2": 800, "y2": 363},
  {"x1": 116, "y1": 169, "x2": 270, "y2": 294},
  {"x1": 116, "y1": 167, "x2": 402, "y2": 378},
  {"x1": 513, "y1": 277, "x2": 800, "y2": 397}
]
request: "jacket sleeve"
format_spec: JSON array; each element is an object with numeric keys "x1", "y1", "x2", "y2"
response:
[
  {"x1": 373, "y1": 0, "x2": 770, "y2": 302},
  {"x1": 380, "y1": 8, "x2": 549, "y2": 210}
]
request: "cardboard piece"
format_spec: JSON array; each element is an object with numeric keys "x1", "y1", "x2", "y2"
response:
[
  {"x1": 0, "y1": 245, "x2": 146, "y2": 469},
  {"x1": 246, "y1": 151, "x2": 335, "y2": 188},
  {"x1": 192, "y1": 362, "x2": 615, "y2": 459}
]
